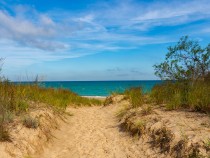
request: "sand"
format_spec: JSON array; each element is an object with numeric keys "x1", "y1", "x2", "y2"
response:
[
  {"x1": 1, "y1": 95, "x2": 207, "y2": 158},
  {"x1": 35, "y1": 95, "x2": 210, "y2": 158},
  {"x1": 36, "y1": 105, "x2": 145, "y2": 158}
]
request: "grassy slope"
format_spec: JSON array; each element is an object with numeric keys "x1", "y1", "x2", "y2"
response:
[{"x1": 0, "y1": 81, "x2": 102, "y2": 141}]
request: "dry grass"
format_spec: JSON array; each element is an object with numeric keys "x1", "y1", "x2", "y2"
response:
[
  {"x1": 116, "y1": 104, "x2": 129, "y2": 119},
  {"x1": 188, "y1": 144, "x2": 203, "y2": 158},
  {"x1": 103, "y1": 96, "x2": 113, "y2": 106},
  {"x1": 134, "y1": 120, "x2": 146, "y2": 136},
  {"x1": 0, "y1": 128, "x2": 11, "y2": 142},
  {"x1": 141, "y1": 105, "x2": 153, "y2": 116},
  {"x1": 22, "y1": 115, "x2": 39, "y2": 129},
  {"x1": 204, "y1": 138, "x2": 210, "y2": 151},
  {"x1": 151, "y1": 126, "x2": 174, "y2": 153},
  {"x1": 172, "y1": 140, "x2": 187, "y2": 158}
]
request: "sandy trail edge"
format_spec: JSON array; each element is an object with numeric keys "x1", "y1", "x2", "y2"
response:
[{"x1": 35, "y1": 105, "x2": 146, "y2": 158}]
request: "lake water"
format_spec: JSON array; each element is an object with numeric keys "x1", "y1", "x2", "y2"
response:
[{"x1": 38, "y1": 80, "x2": 162, "y2": 96}]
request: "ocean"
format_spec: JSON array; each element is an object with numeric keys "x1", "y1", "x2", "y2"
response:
[{"x1": 38, "y1": 80, "x2": 162, "y2": 97}]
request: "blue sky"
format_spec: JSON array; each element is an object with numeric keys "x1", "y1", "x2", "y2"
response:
[{"x1": 0, "y1": 0, "x2": 210, "y2": 81}]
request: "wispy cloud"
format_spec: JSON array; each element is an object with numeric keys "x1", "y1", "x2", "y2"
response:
[
  {"x1": 0, "y1": 0, "x2": 210, "y2": 68},
  {"x1": 0, "y1": 7, "x2": 70, "y2": 51}
]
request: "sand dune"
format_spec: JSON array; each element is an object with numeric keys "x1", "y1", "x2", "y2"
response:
[
  {"x1": 36, "y1": 105, "x2": 147, "y2": 158},
  {"x1": 33, "y1": 95, "x2": 210, "y2": 158}
]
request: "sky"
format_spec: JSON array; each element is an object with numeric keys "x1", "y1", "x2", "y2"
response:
[{"x1": 0, "y1": 0, "x2": 210, "y2": 81}]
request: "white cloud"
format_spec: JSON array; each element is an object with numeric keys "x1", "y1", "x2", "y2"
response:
[
  {"x1": 0, "y1": 8, "x2": 69, "y2": 51},
  {"x1": 0, "y1": 0, "x2": 210, "y2": 69}
]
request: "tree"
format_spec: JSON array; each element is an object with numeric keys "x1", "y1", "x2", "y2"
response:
[{"x1": 154, "y1": 36, "x2": 210, "y2": 81}]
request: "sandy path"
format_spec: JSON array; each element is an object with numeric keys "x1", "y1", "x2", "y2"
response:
[{"x1": 36, "y1": 105, "x2": 146, "y2": 158}]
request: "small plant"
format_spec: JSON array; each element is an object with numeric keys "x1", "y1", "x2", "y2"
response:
[
  {"x1": 204, "y1": 138, "x2": 210, "y2": 151},
  {"x1": 151, "y1": 126, "x2": 174, "y2": 153},
  {"x1": 116, "y1": 105, "x2": 129, "y2": 119},
  {"x1": 141, "y1": 105, "x2": 153, "y2": 115},
  {"x1": 188, "y1": 145, "x2": 203, "y2": 158},
  {"x1": 3, "y1": 111, "x2": 14, "y2": 124},
  {"x1": 65, "y1": 111, "x2": 74, "y2": 116},
  {"x1": 172, "y1": 140, "x2": 187, "y2": 158},
  {"x1": 22, "y1": 115, "x2": 39, "y2": 129},
  {"x1": 17, "y1": 101, "x2": 29, "y2": 112},
  {"x1": 104, "y1": 96, "x2": 113, "y2": 106},
  {"x1": 0, "y1": 128, "x2": 11, "y2": 142},
  {"x1": 134, "y1": 120, "x2": 146, "y2": 135},
  {"x1": 125, "y1": 87, "x2": 144, "y2": 108}
]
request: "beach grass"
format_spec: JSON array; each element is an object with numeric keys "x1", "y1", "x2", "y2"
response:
[
  {"x1": 150, "y1": 81, "x2": 210, "y2": 113},
  {"x1": 124, "y1": 87, "x2": 144, "y2": 108},
  {"x1": 0, "y1": 80, "x2": 102, "y2": 142}
]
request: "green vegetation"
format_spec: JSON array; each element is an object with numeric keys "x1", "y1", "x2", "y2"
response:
[
  {"x1": 0, "y1": 58, "x2": 102, "y2": 142},
  {"x1": 204, "y1": 138, "x2": 210, "y2": 151},
  {"x1": 150, "y1": 81, "x2": 209, "y2": 111},
  {"x1": 22, "y1": 115, "x2": 39, "y2": 129},
  {"x1": 125, "y1": 87, "x2": 144, "y2": 108},
  {"x1": 134, "y1": 120, "x2": 146, "y2": 135},
  {"x1": 152, "y1": 36, "x2": 210, "y2": 113},
  {"x1": 115, "y1": 36, "x2": 209, "y2": 158},
  {"x1": 154, "y1": 36, "x2": 209, "y2": 81}
]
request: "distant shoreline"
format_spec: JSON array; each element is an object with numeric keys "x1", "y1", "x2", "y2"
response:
[
  {"x1": 82, "y1": 96, "x2": 107, "y2": 99},
  {"x1": 13, "y1": 80, "x2": 162, "y2": 96}
]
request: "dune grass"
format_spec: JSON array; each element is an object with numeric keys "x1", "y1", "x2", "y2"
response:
[
  {"x1": 150, "y1": 81, "x2": 210, "y2": 113},
  {"x1": 120, "y1": 79, "x2": 209, "y2": 114},
  {"x1": 124, "y1": 87, "x2": 144, "y2": 108},
  {"x1": 0, "y1": 80, "x2": 102, "y2": 141}
]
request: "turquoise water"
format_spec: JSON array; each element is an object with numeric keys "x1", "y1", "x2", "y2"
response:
[{"x1": 39, "y1": 80, "x2": 162, "y2": 96}]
